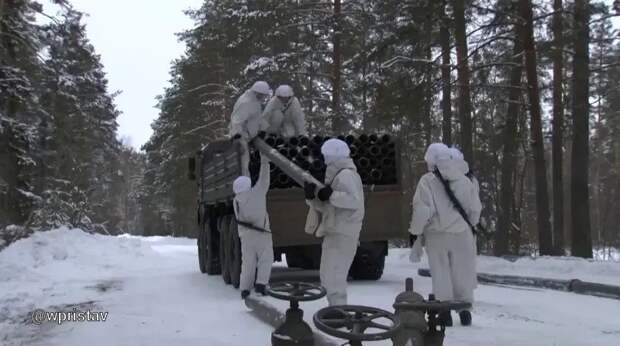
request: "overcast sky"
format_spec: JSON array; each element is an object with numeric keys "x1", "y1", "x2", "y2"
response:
[{"x1": 54, "y1": 0, "x2": 203, "y2": 150}]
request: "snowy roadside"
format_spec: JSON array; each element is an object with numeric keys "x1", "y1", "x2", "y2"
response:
[
  {"x1": 386, "y1": 248, "x2": 620, "y2": 286},
  {"x1": 0, "y1": 228, "x2": 269, "y2": 346},
  {"x1": 1, "y1": 228, "x2": 619, "y2": 346},
  {"x1": 265, "y1": 249, "x2": 620, "y2": 345}
]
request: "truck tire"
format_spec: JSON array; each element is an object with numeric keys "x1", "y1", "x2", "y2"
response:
[
  {"x1": 301, "y1": 246, "x2": 321, "y2": 270},
  {"x1": 228, "y1": 217, "x2": 242, "y2": 289},
  {"x1": 285, "y1": 252, "x2": 304, "y2": 269},
  {"x1": 198, "y1": 230, "x2": 207, "y2": 273},
  {"x1": 197, "y1": 219, "x2": 221, "y2": 275},
  {"x1": 285, "y1": 248, "x2": 304, "y2": 269},
  {"x1": 349, "y1": 242, "x2": 387, "y2": 281},
  {"x1": 204, "y1": 216, "x2": 221, "y2": 275},
  {"x1": 285, "y1": 246, "x2": 320, "y2": 270},
  {"x1": 203, "y1": 219, "x2": 222, "y2": 275},
  {"x1": 219, "y1": 216, "x2": 231, "y2": 284}
]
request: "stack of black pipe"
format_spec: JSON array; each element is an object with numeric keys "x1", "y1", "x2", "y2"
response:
[{"x1": 248, "y1": 133, "x2": 397, "y2": 189}]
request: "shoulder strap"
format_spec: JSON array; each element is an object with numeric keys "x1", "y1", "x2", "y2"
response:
[
  {"x1": 329, "y1": 168, "x2": 352, "y2": 185},
  {"x1": 281, "y1": 99, "x2": 293, "y2": 113},
  {"x1": 234, "y1": 200, "x2": 270, "y2": 233},
  {"x1": 466, "y1": 169, "x2": 475, "y2": 181},
  {"x1": 235, "y1": 219, "x2": 270, "y2": 233},
  {"x1": 433, "y1": 170, "x2": 477, "y2": 235}
]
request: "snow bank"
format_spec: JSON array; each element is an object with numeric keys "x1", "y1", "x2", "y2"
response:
[
  {"x1": 0, "y1": 227, "x2": 161, "y2": 338},
  {"x1": 0, "y1": 227, "x2": 156, "y2": 282},
  {"x1": 0, "y1": 224, "x2": 34, "y2": 251},
  {"x1": 387, "y1": 248, "x2": 620, "y2": 286},
  {"x1": 477, "y1": 255, "x2": 620, "y2": 286},
  {"x1": 1, "y1": 229, "x2": 271, "y2": 346}
]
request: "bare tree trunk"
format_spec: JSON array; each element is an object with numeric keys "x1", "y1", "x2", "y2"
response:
[
  {"x1": 511, "y1": 153, "x2": 529, "y2": 253},
  {"x1": 331, "y1": 0, "x2": 344, "y2": 132},
  {"x1": 453, "y1": 0, "x2": 474, "y2": 163},
  {"x1": 551, "y1": 0, "x2": 566, "y2": 255},
  {"x1": 571, "y1": 0, "x2": 593, "y2": 258},
  {"x1": 519, "y1": 0, "x2": 554, "y2": 256},
  {"x1": 440, "y1": 0, "x2": 452, "y2": 146},
  {"x1": 496, "y1": 30, "x2": 524, "y2": 256}
]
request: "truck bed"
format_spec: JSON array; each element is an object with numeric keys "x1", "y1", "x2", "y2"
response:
[
  {"x1": 197, "y1": 135, "x2": 408, "y2": 247},
  {"x1": 267, "y1": 186, "x2": 405, "y2": 247}
]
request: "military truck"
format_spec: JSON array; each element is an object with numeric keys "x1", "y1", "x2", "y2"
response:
[{"x1": 188, "y1": 134, "x2": 408, "y2": 288}]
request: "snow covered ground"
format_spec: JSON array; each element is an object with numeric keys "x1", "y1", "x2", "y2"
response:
[
  {"x1": 0, "y1": 228, "x2": 270, "y2": 346},
  {"x1": 1, "y1": 228, "x2": 619, "y2": 345}
]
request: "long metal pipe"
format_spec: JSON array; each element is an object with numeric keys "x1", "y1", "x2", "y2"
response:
[{"x1": 252, "y1": 138, "x2": 325, "y2": 188}]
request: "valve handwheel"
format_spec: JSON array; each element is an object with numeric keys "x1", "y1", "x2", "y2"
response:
[
  {"x1": 313, "y1": 305, "x2": 401, "y2": 342},
  {"x1": 267, "y1": 282, "x2": 326, "y2": 302}
]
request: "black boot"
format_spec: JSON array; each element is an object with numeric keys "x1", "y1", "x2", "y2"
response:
[
  {"x1": 459, "y1": 310, "x2": 472, "y2": 326},
  {"x1": 255, "y1": 284, "x2": 266, "y2": 296},
  {"x1": 241, "y1": 290, "x2": 250, "y2": 299},
  {"x1": 439, "y1": 311, "x2": 453, "y2": 327}
]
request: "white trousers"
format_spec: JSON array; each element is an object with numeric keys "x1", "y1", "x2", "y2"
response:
[
  {"x1": 238, "y1": 139, "x2": 250, "y2": 177},
  {"x1": 425, "y1": 230, "x2": 477, "y2": 307},
  {"x1": 320, "y1": 233, "x2": 359, "y2": 306},
  {"x1": 239, "y1": 229, "x2": 274, "y2": 291}
]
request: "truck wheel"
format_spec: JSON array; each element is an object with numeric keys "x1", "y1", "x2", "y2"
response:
[
  {"x1": 349, "y1": 244, "x2": 386, "y2": 281},
  {"x1": 228, "y1": 217, "x2": 242, "y2": 289},
  {"x1": 285, "y1": 248, "x2": 304, "y2": 269},
  {"x1": 302, "y1": 246, "x2": 321, "y2": 270},
  {"x1": 204, "y1": 217, "x2": 222, "y2": 275},
  {"x1": 198, "y1": 230, "x2": 207, "y2": 273},
  {"x1": 286, "y1": 248, "x2": 319, "y2": 270},
  {"x1": 219, "y1": 216, "x2": 231, "y2": 284}
]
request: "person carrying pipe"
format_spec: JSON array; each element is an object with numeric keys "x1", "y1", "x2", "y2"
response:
[
  {"x1": 408, "y1": 143, "x2": 482, "y2": 326},
  {"x1": 260, "y1": 84, "x2": 307, "y2": 137},
  {"x1": 303, "y1": 139, "x2": 364, "y2": 306},
  {"x1": 230, "y1": 81, "x2": 272, "y2": 176},
  {"x1": 232, "y1": 152, "x2": 273, "y2": 300}
]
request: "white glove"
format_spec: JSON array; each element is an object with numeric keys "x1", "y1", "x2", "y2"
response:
[{"x1": 409, "y1": 241, "x2": 424, "y2": 263}]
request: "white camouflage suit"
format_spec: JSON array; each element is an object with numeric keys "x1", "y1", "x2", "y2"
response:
[
  {"x1": 229, "y1": 84, "x2": 269, "y2": 176},
  {"x1": 260, "y1": 96, "x2": 307, "y2": 137},
  {"x1": 305, "y1": 140, "x2": 364, "y2": 306},
  {"x1": 233, "y1": 155, "x2": 274, "y2": 292},
  {"x1": 409, "y1": 144, "x2": 482, "y2": 306}
]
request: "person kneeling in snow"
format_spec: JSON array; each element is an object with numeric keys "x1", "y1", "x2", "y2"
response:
[
  {"x1": 409, "y1": 143, "x2": 481, "y2": 326},
  {"x1": 304, "y1": 139, "x2": 364, "y2": 306},
  {"x1": 232, "y1": 153, "x2": 273, "y2": 299}
]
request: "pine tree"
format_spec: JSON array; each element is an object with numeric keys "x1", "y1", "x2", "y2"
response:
[
  {"x1": 454, "y1": 0, "x2": 474, "y2": 163},
  {"x1": 571, "y1": 0, "x2": 593, "y2": 258},
  {"x1": 551, "y1": 0, "x2": 566, "y2": 254},
  {"x1": 0, "y1": 0, "x2": 46, "y2": 228},
  {"x1": 588, "y1": 3, "x2": 617, "y2": 253},
  {"x1": 519, "y1": 0, "x2": 554, "y2": 256},
  {"x1": 30, "y1": 9, "x2": 121, "y2": 233}
]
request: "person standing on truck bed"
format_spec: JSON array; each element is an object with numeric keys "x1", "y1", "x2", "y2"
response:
[
  {"x1": 229, "y1": 81, "x2": 271, "y2": 176},
  {"x1": 260, "y1": 84, "x2": 307, "y2": 137},
  {"x1": 232, "y1": 152, "x2": 273, "y2": 299},
  {"x1": 408, "y1": 143, "x2": 482, "y2": 327},
  {"x1": 304, "y1": 138, "x2": 364, "y2": 306}
]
